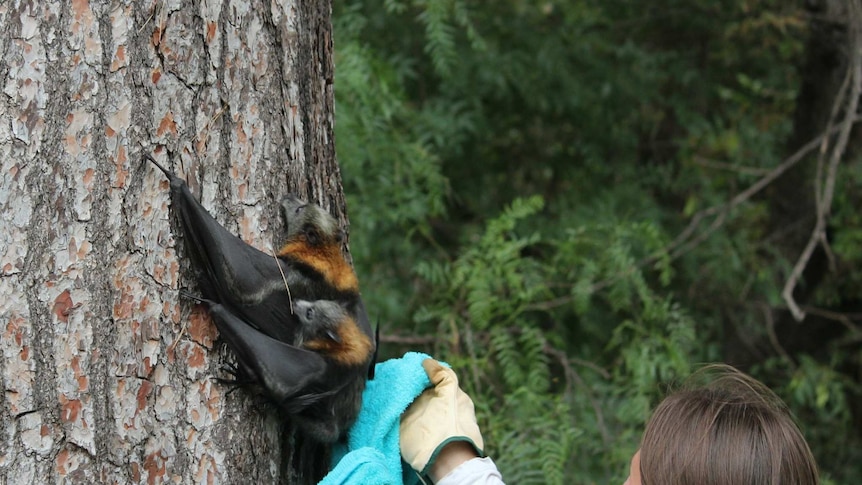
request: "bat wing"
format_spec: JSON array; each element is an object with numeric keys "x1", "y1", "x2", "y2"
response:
[
  {"x1": 353, "y1": 298, "x2": 378, "y2": 379},
  {"x1": 205, "y1": 301, "x2": 332, "y2": 414},
  {"x1": 149, "y1": 157, "x2": 298, "y2": 343}
]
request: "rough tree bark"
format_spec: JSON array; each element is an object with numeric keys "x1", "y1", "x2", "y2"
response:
[{"x1": 0, "y1": 0, "x2": 346, "y2": 483}]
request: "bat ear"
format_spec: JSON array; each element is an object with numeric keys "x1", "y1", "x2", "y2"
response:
[{"x1": 325, "y1": 329, "x2": 342, "y2": 343}]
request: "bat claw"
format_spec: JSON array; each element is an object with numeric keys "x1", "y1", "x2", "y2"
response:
[
  {"x1": 220, "y1": 361, "x2": 239, "y2": 376},
  {"x1": 212, "y1": 361, "x2": 256, "y2": 394}
]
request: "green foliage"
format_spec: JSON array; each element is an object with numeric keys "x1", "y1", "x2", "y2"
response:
[
  {"x1": 333, "y1": 0, "x2": 862, "y2": 482},
  {"x1": 493, "y1": 392, "x2": 577, "y2": 485},
  {"x1": 334, "y1": 6, "x2": 450, "y2": 323},
  {"x1": 407, "y1": 195, "x2": 705, "y2": 482}
]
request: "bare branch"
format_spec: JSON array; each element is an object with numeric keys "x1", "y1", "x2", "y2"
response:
[
  {"x1": 783, "y1": 2, "x2": 862, "y2": 321},
  {"x1": 692, "y1": 156, "x2": 772, "y2": 176},
  {"x1": 799, "y1": 305, "x2": 862, "y2": 333},
  {"x1": 583, "y1": 117, "x2": 862, "y2": 296}
]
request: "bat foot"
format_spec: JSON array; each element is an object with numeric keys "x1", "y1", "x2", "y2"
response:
[
  {"x1": 212, "y1": 362, "x2": 256, "y2": 394},
  {"x1": 219, "y1": 360, "x2": 240, "y2": 376}
]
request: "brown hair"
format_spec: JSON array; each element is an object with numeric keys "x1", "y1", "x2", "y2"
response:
[{"x1": 639, "y1": 364, "x2": 819, "y2": 485}]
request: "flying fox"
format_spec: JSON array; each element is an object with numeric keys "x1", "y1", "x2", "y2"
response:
[{"x1": 147, "y1": 155, "x2": 376, "y2": 447}]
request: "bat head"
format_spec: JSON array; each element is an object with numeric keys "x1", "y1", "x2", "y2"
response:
[
  {"x1": 294, "y1": 299, "x2": 351, "y2": 346},
  {"x1": 281, "y1": 196, "x2": 344, "y2": 248}
]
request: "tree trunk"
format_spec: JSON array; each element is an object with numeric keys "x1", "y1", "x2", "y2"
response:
[
  {"x1": 0, "y1": 0, "x2": 343, "y2": 483},
  {"x1": 768, "y1": 0, "x2": 861, "y2": 350},
  {"x1": 720, "y1": 0, "x2": 862, "y2": 368}
]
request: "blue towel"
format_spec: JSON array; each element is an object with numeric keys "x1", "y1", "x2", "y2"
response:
[
  {"x1": 320, "y1": 352, "x2": 436, "y2": 485},
  {"x1": 318, "y1": 447, "x2": 396, "y2": 485}
]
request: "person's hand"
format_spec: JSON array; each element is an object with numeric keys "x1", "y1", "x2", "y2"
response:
[{"x1": 399, "y1": 358, "x2": 484, "y2": 480}]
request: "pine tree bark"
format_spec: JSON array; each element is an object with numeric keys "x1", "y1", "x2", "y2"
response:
[{"x1": 0, "y1": 0, "x2": 344, "y2": 483}]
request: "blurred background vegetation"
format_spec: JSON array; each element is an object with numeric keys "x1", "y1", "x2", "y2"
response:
[{"x1": 331, "y1": 1, "x2": 862, "y2": 483}]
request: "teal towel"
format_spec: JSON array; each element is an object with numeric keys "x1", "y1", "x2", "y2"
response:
[
  {"x1": 319, "y1": 447, "x2": 396, "y2": 485},
  {"x1": 320, "y1": 352, "x2": 435, "y2": 485}
]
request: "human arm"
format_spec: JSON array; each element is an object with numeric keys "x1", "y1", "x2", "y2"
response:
[{"x1": 400, "y1": 359, "x2": 505, "y2": 484}]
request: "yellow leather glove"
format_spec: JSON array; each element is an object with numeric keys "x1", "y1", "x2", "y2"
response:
[{"x1": 399, "y1": 358, "x2": 485, "y2": 477}]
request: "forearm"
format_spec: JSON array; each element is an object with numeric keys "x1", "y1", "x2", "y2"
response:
[
  {"x1": 428, "y1": 441, "x2": 482, "y2": 482},
  {"x1": 434, "y1": 453, "x2": 505, "y2": 485}
]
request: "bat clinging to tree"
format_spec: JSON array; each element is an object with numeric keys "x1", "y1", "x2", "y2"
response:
[{"x1": 147, "y1": 155, "x2": 375, "y2": 445}]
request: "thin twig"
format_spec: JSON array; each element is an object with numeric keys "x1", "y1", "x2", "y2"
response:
[
  {"x1": 196, "y1": 106, "x2": 227, "y2": 155},
  {"x1": 543, "y1": 345, "x2": 612, "y2": 446},
  {"x1": 760, "y1": 302, "x2": 795, "y2": 367},
  {"x1": 668, "y1": 208, "x2": 728, "y2": 260},
  {"x1": 692, "y1": 156, "x2": 772, "y2": 176},
  {"x1": 569, "y1": 356, "x2": 612, "y2": 379},
  {"x1": 814, "y1": 49, "x2": 853, "y2": 270},
  {"x1": 799, "y1": 305, "x2": 862, "y2": 333},
  {"x1": 464, "y1": 319, "x2": 484, "y2": 396},
  {"x1": 270, "y1": 247, "x2": 294, "y2": 314},
  {"x1": 526, "y1": 295, "x2": 580, "y2": 312},
  {"x1": 140, "y1": 0, "x2": 169, "y2": 39},
  {"x1": 545, "y1": 345, "x2": 574, "y2": 395},
  {"x1": 137, "y1": 3, "x2": 157, "y2": 35},
  {"x1": 168, "y1": 313, "x2": 190, "y2": 356}
]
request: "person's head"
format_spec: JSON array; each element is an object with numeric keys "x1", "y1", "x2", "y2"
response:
[{"x1": 624, "y1": 364, "x2": 819, "y2": 485}]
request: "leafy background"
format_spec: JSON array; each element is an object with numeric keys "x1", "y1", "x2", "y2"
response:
[{"x1": 332, "y1": 1, "x2": 862, "y2": 483}]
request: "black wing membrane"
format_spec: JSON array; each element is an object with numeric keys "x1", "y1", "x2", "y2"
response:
[
  {"x1": 354, "y1": 298, "x2": 377, "y2": 380},
  {"x1": 202, "y1": 299, "x2": 331, "y2": 413},
  {"x1": 152, "y1": 156, "x2": 374, "y2": 454},
  {"x1": 148, "y1": 156, "x2": 298, "y2": 343}
]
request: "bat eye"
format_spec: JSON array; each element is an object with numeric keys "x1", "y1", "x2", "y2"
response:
[
  {"x1": 305, "y1": 307, "x2": 314, "y2": 321},
  {"x1": 304, "y1": 226, "x2": 321, "y2": 246}
]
